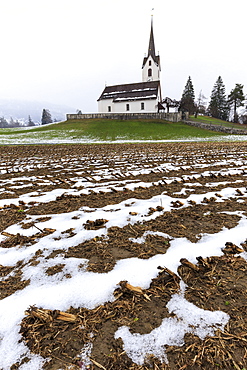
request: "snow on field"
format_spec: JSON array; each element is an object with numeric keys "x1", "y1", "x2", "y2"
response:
[
  {"x1": 0, "y1": 133, "x2": 247, "y2": 145},
  {"x1": 0, "y1": 145, "x2": 247, "y2": 369}
]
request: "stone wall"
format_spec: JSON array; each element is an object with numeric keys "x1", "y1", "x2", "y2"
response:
[
  {"x1": 66, "y1": 112, "x2": 184, "y2": 122},
  {"x1": 184, "y1": 120, "x2": 247, "y2": 136}
]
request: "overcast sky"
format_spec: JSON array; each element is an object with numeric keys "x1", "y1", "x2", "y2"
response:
[{"x1": 0, "y1": 0, "x2": 246, "y2": 112}]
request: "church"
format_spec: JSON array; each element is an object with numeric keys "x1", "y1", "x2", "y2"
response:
[{"x1": 97, "y1": 18, "x2": 162, "y2": 114}]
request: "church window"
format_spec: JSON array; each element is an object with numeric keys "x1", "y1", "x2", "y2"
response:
[
  {"x1": 108, "y1": 106, "x2": 111, "y2": 112},
  {"x1": 148, "y1": 68, "x2": 152, "y2": 77},
  {"x1": 149, "y1": 60, "x2": 152, "y2": 66},
  {"x1": 141, "y1": 102, "x2": 145, "y2": 110},
  {"x1": 126, "y1": 104, "x2": 130, "y2": 111}
]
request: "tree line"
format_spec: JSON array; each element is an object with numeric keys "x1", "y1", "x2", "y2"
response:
[
  {"x1": 179, "y1": 76, "x2": 247, "y2": 123},
  {"x1": 0, "y1": 115, "x2": 36, "y2": 128},
  {"x1": 0, "y1": 109, "x2": 55, "y2": 128}
]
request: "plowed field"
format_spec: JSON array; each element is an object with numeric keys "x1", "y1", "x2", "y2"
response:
[{"x1": 1, "y1": 143, "x2": 247, "y2": 370}]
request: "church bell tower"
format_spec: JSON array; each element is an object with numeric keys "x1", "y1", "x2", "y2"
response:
[{"x1": 142, "y1": 16, "x2": 161, "y2": 82}]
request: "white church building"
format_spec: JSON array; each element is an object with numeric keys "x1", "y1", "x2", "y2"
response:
[{"x1": 97, "y1": 18, "x2": 162, "y2": 114}]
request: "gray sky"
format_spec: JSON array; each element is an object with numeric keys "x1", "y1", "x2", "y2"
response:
[{"x1": 0, "y1": 0, "x2": 246, "y2": 112}]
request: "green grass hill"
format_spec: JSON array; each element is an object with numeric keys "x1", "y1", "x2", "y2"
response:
[{"x1": 1, "y1": 116, "x2": 246, "y2": 144}]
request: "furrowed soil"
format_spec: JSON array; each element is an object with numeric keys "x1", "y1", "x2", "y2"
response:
[{"x1": 1, "y1": 142, "x2": 247, "y2": 370}]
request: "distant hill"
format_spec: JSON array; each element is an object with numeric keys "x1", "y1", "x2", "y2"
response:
[{"x1": 0, "y1": 99, "x2": 76, "y2": 124}]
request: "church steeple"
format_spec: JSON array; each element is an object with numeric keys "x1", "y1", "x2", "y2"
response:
[
  {"x1": 142, "y1": 17, "x2": 161, "y2": 82},
  {"x1": 148, "y1": 16, "x2": 156, "y2": 60}
]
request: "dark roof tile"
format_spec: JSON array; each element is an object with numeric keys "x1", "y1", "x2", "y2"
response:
[{"x1": 98, "y1": 81, "x2": 160, "y2": 102}]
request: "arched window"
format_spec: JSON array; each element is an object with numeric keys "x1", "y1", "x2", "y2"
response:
[
  {"x1": 149, "y1": 60, "x2": 152, "y2": 66},
  {"x1": 148, "y1": 68, "x2": 152, "y2": 77}
]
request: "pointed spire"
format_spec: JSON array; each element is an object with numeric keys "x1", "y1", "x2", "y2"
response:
[
  {"x1": 142, "y1": 15, "x2": 160, "y2": 80},
  {"x1": 148, "y1": 15, "x2": 156, "y2": 59}
]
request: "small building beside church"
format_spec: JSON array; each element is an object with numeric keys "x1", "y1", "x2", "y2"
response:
[{"x1": 97, "y1": 17, "x2": 162, "y2": 114}]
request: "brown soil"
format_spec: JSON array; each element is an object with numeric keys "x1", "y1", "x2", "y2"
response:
[{"x1": 1, "y1": 142, "x2": 247, "y2": 370}]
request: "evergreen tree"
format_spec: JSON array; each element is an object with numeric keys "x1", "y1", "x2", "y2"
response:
[
  {"x1": 0, "y1": 117, "x2": 8, "y2": 128},
  {"x1": 27, "y1": 115, "x2": 35, "y2": 126},
  {"x1": 208, "y1": 76, "x2": 229, "y2": 121},
  {"x1": 228, "y1": 83, "x2": 245, "y2": 123},
  {"x1": 179, "y1": 76, "x2": 196, "y2": 115},
  {"x1": 9, "y1": 117, "x2": 15, "y2": 127},
  {"x1": 240, "y1": 113, "x2": 247, "y2": 124},
  {"x1": 41, "y1": 109, "x2": 53, "y2": 125}
]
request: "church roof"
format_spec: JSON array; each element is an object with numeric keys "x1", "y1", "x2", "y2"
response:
[
  {"x1": 142, "y1": 54, "x2": 160, "y2": 68},
  {"x1": 97, "y1": 81, "x2": 160, "y2": 102},
  {"x1": 148, "y1": 17, "x2": 156, "y2": 60},
  {"x1": 142, "y1": 17, "x2": 160, "y2": 68}
]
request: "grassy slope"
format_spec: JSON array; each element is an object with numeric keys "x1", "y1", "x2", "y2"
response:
[
  {"x1": 0, "y1": 119, "x2": 226, "y2": 142},
  {"x1": 190, "y1": 115, "x2": 247, "y2": 130}
]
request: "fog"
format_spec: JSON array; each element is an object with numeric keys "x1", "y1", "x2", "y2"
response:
[{"x1": 0, "y1": 0, "x2": 246, "y2": 113}]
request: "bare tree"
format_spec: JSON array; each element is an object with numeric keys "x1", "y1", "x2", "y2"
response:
[{"x1": 194, "y1": 90, "x2": 207, "y2": 117}]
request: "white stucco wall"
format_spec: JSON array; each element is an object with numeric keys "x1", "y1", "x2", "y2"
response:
[
  {"x1": 142, "y1": 55, "x2": 160, "y2": 82},
  {"x1": 98, "y1": 99, "x2": 113, "y2": 113},
  {"x1": 98, "y1": 98, "x2": 159, "y2": 113}
]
